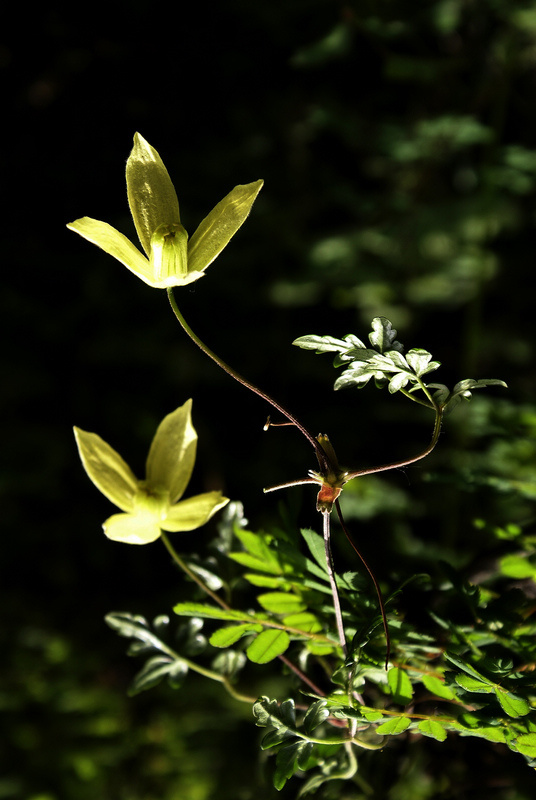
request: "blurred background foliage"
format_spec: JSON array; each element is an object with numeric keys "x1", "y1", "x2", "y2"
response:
[{"x1": 2, "y1": 0, "x2": 536, "y2": 797}]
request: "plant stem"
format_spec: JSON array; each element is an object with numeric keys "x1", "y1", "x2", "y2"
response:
[
  {"x1": 323, "y1": 511, "x2": 347, "y2": 655},
  {"x1": 335, "y1": 500, "x2": 391, "y2": 669},
  {"x1": 166, "y1": 288, "x2": 329, "y2": 471},
  {"x1": 160, "y1": 531, "x2": 230, "y2": 610}
]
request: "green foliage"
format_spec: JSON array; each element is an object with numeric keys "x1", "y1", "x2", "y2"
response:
[
  {"x1": 103, "y1": 501, "x2": 536, "y2": 792},
  {"x1": 294, "y1": 317, "x2": 506, "y2": 413}
]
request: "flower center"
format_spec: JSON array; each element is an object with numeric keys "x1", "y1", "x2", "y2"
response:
[
  {"x1": 150, "y1": 222, "x2": 189, "y2": 281},
  {"x1": 134, "y1": 482, "x2": 170, "y2": 520}
]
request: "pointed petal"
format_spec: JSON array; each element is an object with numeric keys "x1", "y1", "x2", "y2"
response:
[
  {"x1": 74, "y1": 427, "x2": 137, "y2": 512},
  {"x1": 145, "y1": 400, "x2": 197, "y2": 503},
  {"x1": 67, "y1": 217, "x2": 156, "y2": 286},
  {"x1": 103, "y1": 512, "x2": 162, "y2": 544},
  {"x1": 162, "y1": 492, "x2": 229, "y2": 532},
  {"x1": 126, "y1": 133, "x2": 181, "y2": 256},
  {"x1": 187, "y1": 180, "x2": 263, "y2": 274}
]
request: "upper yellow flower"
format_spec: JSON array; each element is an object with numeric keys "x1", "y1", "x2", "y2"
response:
[
  {"x1": 74, "y1": 399, "x2": 229, "y2": 544},
  {"x1": 67, "y1": 133, "x2": 263, "y2": 288}
]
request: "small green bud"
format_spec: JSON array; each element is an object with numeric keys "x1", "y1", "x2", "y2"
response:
[{"x1": 150, "y1": 222, "x2": 189, "y2": 282}]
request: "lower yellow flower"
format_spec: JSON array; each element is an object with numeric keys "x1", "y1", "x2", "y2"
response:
[{"x1": 74, "y1": 399, "x2": 229, "y2": 544}]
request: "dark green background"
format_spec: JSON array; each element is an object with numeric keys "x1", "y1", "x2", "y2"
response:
[{"x1": 3, "y1": 2, "x2": 536, "y2": 798}]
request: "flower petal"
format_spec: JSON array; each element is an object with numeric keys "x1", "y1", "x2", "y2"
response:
[
  {"x1": 67, "y1": 217, "x2": 156, "y2": 286},
  {"x1": 74, "y1": 427, "x2": 138, "y2": 512},
  {"x1": 126, "y1": 133, "x2": 181, "y2": 257},
  {"x1": 162, "y1": 492, "x2": 229, "y2": 532},
  {"x1": 187, "y1": 180, "x2": 263, "y2": 274},
  {"x1": 103, "y1": 512, "x2": 162, "y2": 544},
  {"x1": 145, "y1": 400, "x2": 197, "y2": 503}
]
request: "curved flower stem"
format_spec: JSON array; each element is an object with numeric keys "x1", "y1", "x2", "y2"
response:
[
  {"x1": 167, "y1": 288, "x2": 329, "y2": 471},
  {"x1": 344, "y1": 405, "x2": 444, "y2": 482},
  {"x1": 323, "y1": 511, "x2": 347, "y2": 655}
]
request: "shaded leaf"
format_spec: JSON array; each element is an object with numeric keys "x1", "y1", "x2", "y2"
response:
[
  {"x1": 303, "y1": 701, "x2": 330, "y2": 735},
  {"x1": 421, "y1": 673, "x2": 456, "y2": 700}
]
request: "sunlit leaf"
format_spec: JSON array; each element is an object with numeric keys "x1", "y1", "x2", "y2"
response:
[
  {"x1": 418, "y1": 719, "x2": 448, "y2": 741},
  {"x1": 257, "y1": 592, "x2": 307, "y2": 615},
  {"x1": 375, "y1": 716, "x2": 412, "y2": 735},
  {"x1": 246, "y1": 629, "x2": 290, "y2": 663},
  {"x1": 494, "y1": 687, "x2": 531, "y2": 717},
  {"x1": 209, "y1": 623, "x2": 262, "y2": 647},
  {"x1": 387, "y1": 667, "x2": 414, "y2": 704}
]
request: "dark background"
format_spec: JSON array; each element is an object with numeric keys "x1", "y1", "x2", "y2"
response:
[{"x1": 3, "y1": 2, "x2": 536, "y2": 798}]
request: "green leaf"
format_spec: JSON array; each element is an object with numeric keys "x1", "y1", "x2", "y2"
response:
[
  {"x1": 388, "y1": 371, "x2": 410, "y2": 393},
  {"x1": 244, "y1": 573, "x2": 289, "y2": 588},
  {"x1": 303, "y1": 701, "x2": 330, "y2": 735},
  {"x1": 274, "y1": 741, "x2": 313, "y2": 791},
  {"x1": 306, "y1": 640, "x2": 336, "y2": 656},
  {"x1": 406, "y1": 348, "x2": 441, "y2": 377},
  {"x1": 375, "y1": 716, "x2": 412, "y2": 735},
  {"x1": 387, "y1": 667, "x2": 414, "y2": 705},
  {"x1": 292, "y1": 334, "x2": 356, "y2": 353},
  {"x1": 129, "y1": 655, "x2": 187, "y2": 696},
  {"x1": 421, "y1": 673, "x2": 456, "y2": 701},
  {"x1": 444, "y1": 652, "x2": 490, "y2": 682},
  {"x1": 257, "y1": 592, "x2": 307, "y2": 615},
  {"x1": 440, "y1": 378, "x2": 507, "y2": 413},
  {"x1": 418, "y1": 719, "x2": 448, "y2": 742},
  {"x1": 455, "y1": 673, "x2": 494, "y2": 694},
  {"x1": 368, "y1": 317, "x2": 403, "y2": 353},
  {"x1": 253, "y1": 696, "x2": 296, "y2": 730},
  {"x1": 173, "y1": 601, "x2": 259, "y2": 623},
  {"x1": 301, "y1": 528, "x2": 328, "y2": 573},
  {"x1": 515, "y1": 733, "x2": 536, "y2": 758},
  {"x1": 499, "y1": 554, "x2": 536, "y2": 580},
  {"x1": 229, "y1": 529, "x2": 283, "y2": 574},
  {"x1": 209, "y1": 623, "x2": 262, "y2": 647},
  {"x1": 105, "y1": 612, "x2": 168, "y2": 652},
  {"x1": 282, "y1": 612, "x2": 322, "y2": 634},
  {"x1": 494, "y1": 687, "x2": 531, "y2": 717},
  {"x1": 246, "y1": 629, "x2": 290, "y2": 663},
  {"x1": 455, "y1": 723, "x2": 506, "y2": 744}
]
